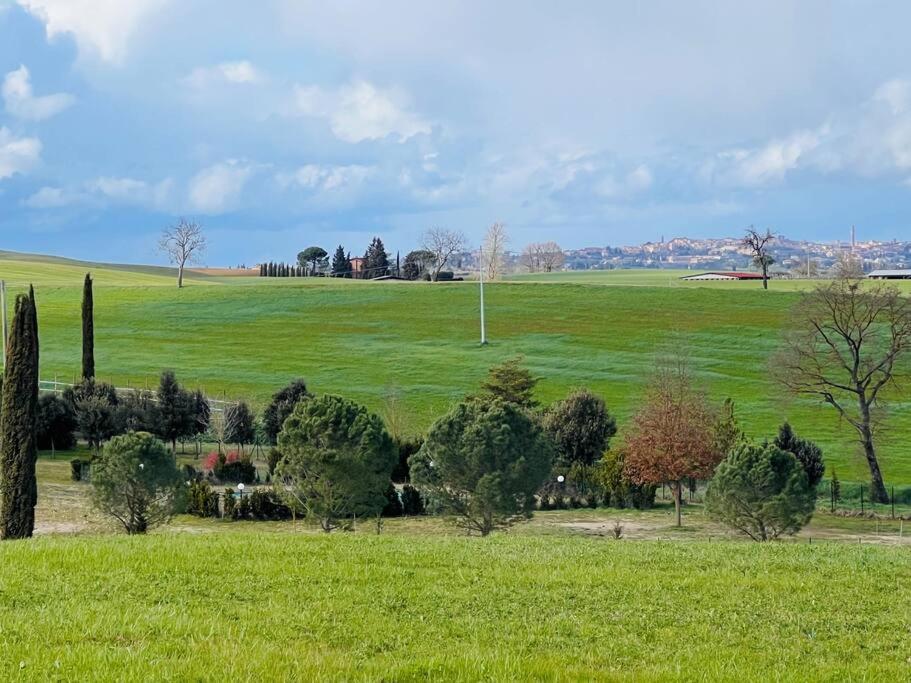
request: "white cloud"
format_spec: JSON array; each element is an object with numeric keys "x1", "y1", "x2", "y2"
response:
[
  {"x1": 188, "y1": 160, "x2": 254, "y2": 213},
  {"x1": 3, "y1": 65, "x2": 74, "y2": 121},
  {"x1": 278, "y1": 164, "x2": 373, "y2": 191},
  {"x1": 294, "y1": 80, "x2": 431, "y2": 143},
  {"x1": 707, "y1": 129, "x2": 823, "y2": 187},
  {"x1": 596, "y1": 164, "x2": 653, "y2": 198},
  {"x1": 183, "y1": 61, "x2": 263, "y2": 89},
  {"x1": 0, "y1": 127, "x2": 41, "y2": 179},
  {"x1": 17, "y1": 0, "x2": 170, "y2": 63},
  {"x1": 23, "y1": 186, "x2": 70, "y2": 208},
  {"x1": 89, "y1": 175, "x2": 173, "y2": 206}
]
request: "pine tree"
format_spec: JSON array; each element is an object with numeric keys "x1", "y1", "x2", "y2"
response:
[
  {"x1": 345, "y1": 251, "x2": 354, "y2": 279},
  {"x1": 82, "y1": 273, "x2": 94, "y2": 379},
  {"x1": 331, "y1": 245, "x2": 349, "y2": 277},
  {"x1": 363, "y1": 237, "x2": 389, "y2": 278},
  {"x1": 0, "y1": 287, "x2": 40, "y2": 539}
]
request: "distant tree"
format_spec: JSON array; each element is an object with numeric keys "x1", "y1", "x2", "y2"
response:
[
  {"x1": 91, "y1": 432, "x2": 184, "y2": 534},
  {"x1": 543, "y1": 388, "x2": 616, "y2": 467},
  {"x1": 706, "y1": 442, "x2": 816, "y2": 541},
  {"x1": 0, "y1": 287, "x2": 39, "y2": 539},
  {"x1": 117, "y1": 389, "x2": 158, "y2": 433},
  {"x1": 483, "y1": 222, "x2": 509, "y2": 280},
  {"x1": 331, "y1": 245, "x2": 352, "y2": 278},
  {"x1": 363, "y1": 237, "x2": 390, "y2": 279},
  {"x1": 742, "y1": 226, "x2": 775, "y2": 290},
  {"x1": 713, "y1": 398, "x2": 745, "y2": 457},
  {"x1": 624, "y1": 359, "x2": 721, "y2": 526},
  {"x1": 190, "y1": 389, "x2": 210, "y2": 454},
  {"x1": 64, "y1": 378, "x2": 120, "y2": 456},
  {"x1": 224, "y1": 402, "x2": 256, "y2": 453},
  {"x1": 298, "y1": 247, "x2": 329, "y2": 276},
  {"x1": 421, "y1": 228, "x2": 467, "y2": 281},
  {"x1": 81, "y1": 273, "x2": 94, "y2": 379},
  {"x1": 520, "y1": 241, "x2": 564, "y2": 273},
  {"x1": 833, "y1": 251, "x2": 865, "y2": 279},
  {"x1": 159, "y1": 218, "x2": 206, "y2": 288},
  {"x1": 36, "y1": 394, "x2": 77, "y2": 451},
  {"x1": 262, "y1": 379, "x2": 311, "y2": 445},
  {"x1": 773, "y1": 422, "x2": 825, "y2": 489},
  {"x1": 275, "y1": 395, "x2": 396, "y2": 531},
  {"x1": 411, "y1": 397, "x2": 554, "y2": 535},
  {"x1": 402, "y1": 249, "x2": 435, "y2": 280},
  {"x1": 154, "y1": 371, "x2": 195, "y2": 454},
  {"x1": 773, "y1": 280, "x2": 911, "y2": 502},
  {"x1": 479, "y1": 356, "x2": 539, "y2": 408}
]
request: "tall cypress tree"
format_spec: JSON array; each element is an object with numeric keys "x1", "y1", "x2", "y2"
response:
[
  {"x1": 81, "y1": 273, "x2": 94, "y2": 379},
  {"x1": 0, "y1": 287, "x2": 39, "y2": 539}
]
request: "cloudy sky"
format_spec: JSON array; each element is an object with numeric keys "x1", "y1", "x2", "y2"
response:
[{"x1": 2, "y1": 1, "x2": 911, "y2": 265}]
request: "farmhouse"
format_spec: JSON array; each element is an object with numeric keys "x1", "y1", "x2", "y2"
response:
[
  {"x1": 680, "y1": 271, "x2": 764, "y2": 281},
  {"x1": 867, "y1": 269, "x2": 911, "y2": 279}
]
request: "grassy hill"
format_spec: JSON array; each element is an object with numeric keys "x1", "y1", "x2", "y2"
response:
[
  {"x1": 0, "y1": 531, "x2": 907, "y2": 680},
  {"x1": 3, "y1": 251, "x2": 910, "y2": 482}
]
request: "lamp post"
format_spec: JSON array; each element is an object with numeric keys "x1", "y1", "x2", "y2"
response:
[{"x1": 237, "y1": 482, "x2": 245, "y2": 501}]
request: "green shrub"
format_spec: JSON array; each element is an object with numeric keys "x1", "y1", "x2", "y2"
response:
[
  {"x1": 186, "y1": 480, "x2": 219, "y2": 517},
  {"x1": 70, "y1": 458, "x2": 87, "y2": 482},
  {"x1": 400, "y1": 484, "x2": 425, "y2": 515},
  {"x1": 382, "y1": 483, "x2": 404, "y2": 517},
  {"x1": 245, "y1": 489, "x2": 293, "y2": 520}
]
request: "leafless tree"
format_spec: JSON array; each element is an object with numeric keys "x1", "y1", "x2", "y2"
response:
[
  {"x1": 773, "y1": 280, "x2": 911, "y2": 502},
  {"x1": 520, "y1": 241, "x2": 565, "y2": 273},
  {"x1": 421, "y1": 227, "x2": 467, "y2": 281},
  {"x1": 742, "y1": 227, "x2": 775, "y2": 289},
  {"x1": 482, "y1": 222, "x2": 509, "y2": 280},
  {"x1": 833, "y1": 251, "x2": 865, "y2": 280},
  {"x1": 159, "y1": 218, "x2": 206, "y2": 288}
]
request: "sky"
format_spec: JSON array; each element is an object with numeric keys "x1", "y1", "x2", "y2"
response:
[{"x1": 2, "y1": 1, "x2": 911, "y2": 265}]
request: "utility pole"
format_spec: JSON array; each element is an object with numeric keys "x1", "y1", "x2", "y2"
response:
[
  {"x1": 479, "y1": 247, "x2": 487, "y2": 346},
  {"x1": 0, "y1": 280, "x2": 7, "y2": 369}
]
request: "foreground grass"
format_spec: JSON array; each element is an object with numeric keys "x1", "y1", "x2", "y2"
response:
[{"x1": 0, "y1": 533, "x2": 907, "y2": 681}]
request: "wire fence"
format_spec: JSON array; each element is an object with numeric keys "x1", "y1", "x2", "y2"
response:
[{"x1": 38, "y1": 378, "x2": 238, "y2": 414}]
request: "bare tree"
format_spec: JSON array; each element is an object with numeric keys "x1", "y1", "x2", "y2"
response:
[
  {"x1": 742, "y1": 227, "x2": 775, "y2": 289},
  {"x1": 773, "y1": 280, "x2": 911, "y2": 502},
  {"x1": 520, "y1": 241, "x2": 564, "y2": 273},
  {"x1": 833, "y1": 251, "x2": 865, "y2": 280},
  {"x1": 483, "y1": 222, "x2": 509, "y2": 281},
  {"x1": 159, "y1": 218, "x2": 206, "y2": 288},
  {"x1": 421, "y1": 228, "x2": 467, "y2": 281}
]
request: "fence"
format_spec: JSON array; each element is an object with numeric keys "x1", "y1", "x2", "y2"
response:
[{"x1": 38, "y1": 378, "x2": 238, "y2": 415}]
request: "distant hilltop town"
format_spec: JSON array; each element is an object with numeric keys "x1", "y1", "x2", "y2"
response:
[{"x1": 560, "y1": 231, "x2": 911, "y2": 274}]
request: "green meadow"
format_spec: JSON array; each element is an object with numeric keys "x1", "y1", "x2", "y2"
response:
[
  {"x1": 0, "y1": 532, "x2": 908, "y2": 681},
  {"x1": 3, "y1": 251, "x2": 911, "y2": 482}
]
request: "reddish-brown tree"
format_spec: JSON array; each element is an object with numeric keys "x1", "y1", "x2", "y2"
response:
[{"x1": 624, "y1": 360, "x2": 721, "y2": 526}]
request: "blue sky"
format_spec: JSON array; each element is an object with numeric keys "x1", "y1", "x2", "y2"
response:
[{"x1": 2, "y1": 1, "x2": 911, "y2": 265}]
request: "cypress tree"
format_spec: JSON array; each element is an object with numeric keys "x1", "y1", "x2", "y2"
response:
[
  {"x1": 0, "y1": 287, "x2": 40, "y2": 539},
  {"x1": 81, "y1": 273, "x2": 94, "y2": 379}
]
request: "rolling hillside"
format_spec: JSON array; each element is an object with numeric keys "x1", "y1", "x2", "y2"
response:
[{"x1": 3, "y1": 251, "x2": 910, "y2": 482}]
